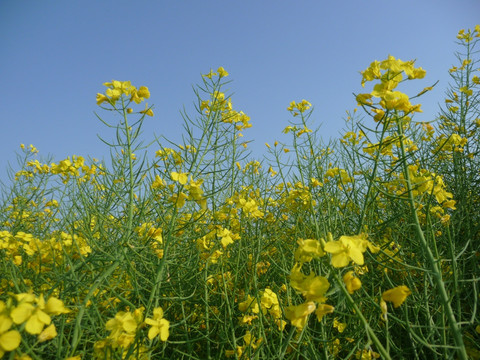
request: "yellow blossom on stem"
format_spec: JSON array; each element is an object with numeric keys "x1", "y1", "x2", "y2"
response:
[
  {"x1": 239, "y1": 295, "x2": 260, "y2": 314},
  {"x1": 290, "y1": 264, "x2": 330, "y2": 302},
  {"x1": 140, "y1": 103, "x2": 154, "y2": 117},
  {"x1": 343, "y1": 271, "x2": 362, "y2": 294},
  {"x1": 152, "y1": 175, "x2": 165, "y2": 189},
  {"x1": 145, "y1": 307, "x2": 170, "y2": 341},
  {"x1": 96, "y1": 93, "x2": 110, "y2": 105},
  {"x1": 315, "y1": 304, "x2": 334, "y2": 321},
  {"x1": 324, "y1": 234, "x2": 371, "y2": 268},
  {"x1": 38, "y1": 323, "x2": 57, "y2": 342},
  {"x1": 136, "y1": 86, "x2": 151, "y2": 100},
  {"x1": 171, "y1": 172, "x2": 188, "y2": 185},
  {"x1": 380, "y1": 300, "x2": 388, "y2": 321},
  {"x1": 105, "y1": 311, "x2": 138, "y2": 339},
  {"x1": 333, "y1": 318, "x2": 347, "y2": 333},
  {"x1": 217, "y1": 67, "x2": 229, "y2": 77},
  {"x1": 287, "y1": 99, "x2": 311, "y2": 116},
  {"x1": 11, "y1": 295, "x2": 50, "y2": 335},
  {"x1": 356, "y1": 93, "x2": 373, "y2": 106},
  {"x1": 203, "y1": 69, "x2": 217, "y2": 79},
  {"x1": 0, "y1": 303, "x2": 21, "y2": 357},
  {"x1": 285, "y1": 301, "x2": 316, "y2": 329},
  {"x1": 294, "y1": 238, "x2": 324, "y2": 263},
  {"x1": 382, "y1": 285, "x2": 411, "y2": 308},
  {"x1": 259, "y1": 289, "x2": 282, "y2": 319}
]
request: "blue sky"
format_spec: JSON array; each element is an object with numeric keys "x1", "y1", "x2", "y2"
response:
[{"x1": 1, "y1": 1, "x2": 479, "y2": 183}]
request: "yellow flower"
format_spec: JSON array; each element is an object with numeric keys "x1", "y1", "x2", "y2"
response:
[
  {"x1": 217, "y1": 67, "x2": 229, "y2": 77},
  {"x1": 315, "y1": 304, "x2": 334, "y2": 321},
  {"x1": 10, "y1": 295, "x2": 58, "y2": 335},
  {"x1": 0, "y1": 305, "x2": 21, "y2": 357},
  {"x1": 131, "y1": 86, "x2": 151, "y2": 104},
  {"x1": 137, "y1": 86, "x2": 150, "y2": 99},
  {"x1": 186, "y1": 178, "x2": 207, "y2": 209},
  {"x1": 287, "y1": 100, "x2": 311, "y2": 115},
  {"x1": 203, "y1": 69, "x2": 217, "y2": 79},
  {"x1": 243, "y1": 330, "x2": 263, "y2": 349},
  {"x1": 38, "y1": 323, "x2": 57, "y2": 342},
  {"x1": 324, "y1": 234, "x2": 366, "y2": 268},
  {"x1": 44, "y1": 297, "x2": 70, "y2": 315},
  {"x1": 0, "y1": 329, "x2": 21, "y2": 358},
  {"x1": 96, "y1": 93, "x2": 109, "y2": 105},
  {"x1": 171, "y1": 172, "x2": 188, "y2": 185},
  {"x1": 145, "y1": 307, "x2": 170, "y2": 341},
  {"x1": 239, "y1": 295, "x2": 259, "y2": 314},
  {"x1": 105, "y1": 311, "x2": 138, "y2": 343},
  {"x1": 284, "y1": 302, "x2": 316, "y2": 329},
  {"x1": 140, "y1": 103, "x2": 154, "y2": 117},
  {"x1": 382, "y1": 285, "x2": 411, "y2": 308},
  {"x1": 380, "y1": 300, "x2": 388, "y2": 321},
  {"x1": 217, "y1": 227, "x2": 234, "y2": 248},
  {"x1": 356, "y1": 93, "x2": 373, "y2": 106},
  {"x1": 294, "y1": 239, "x2": 324, "y2": 263},
  {"x1": 169, "y1": 191, "x2": 188, "y2": 208},
  {"x1": 333, "y1": 318, "x2": 347, "y2": 333},
  {"x1": 290, "y1": 264, "x2": 330, "y2": 302},
  {"x1": 343, "y1": 271, "x2": 362, "y2": 294},
  {"x1": 152, "y1": 175, "x2": 165, "y2": 189},
  {"x1": 259, "y1": 289, "x2": 281, "y2": 318}
]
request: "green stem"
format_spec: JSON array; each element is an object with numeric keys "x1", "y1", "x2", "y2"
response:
[
  {"x1": 395, "y1": 117, "x2": 467, "y2": 360},
  {"x1": 121, "y1": 99, "x2": 135, "y2": 241}
]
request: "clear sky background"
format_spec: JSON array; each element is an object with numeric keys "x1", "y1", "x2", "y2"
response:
[{"x1": 1, "y1": 1, "x2": 479, "y2": 184}]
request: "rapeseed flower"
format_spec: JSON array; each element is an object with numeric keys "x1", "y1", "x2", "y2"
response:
[
  {"x1": 294, "y1": 238, "x2": 324, "y2": 263},
  {"x1": 145, "y1": 307, "x2": 170, "y2": 341},
  {"x1": 259, "y1": 289, "x2": 281, "y2": 318},
  {"x1": 171, "y1": 172, "x2": 188, "y2": 185},
  {"x1": 333, "y1": 318, "x2": 347, "y2": 333},
  {"x1": 0, "y1": 301, "x2": 21, "y2": 357},
  {"x1": 324, "y1": 234, "x2": 372, "y2": 268},
  {"x1": 382, "y1": 285, "x2": 411, "y2": 308},
  {"x1": 285, "y1": 302, "x2": 316, "y2": 329},
  {"x1": 140, "y1": 103, "x2": 154, "y2": 117},
  {"x1": 38, "y1": 323, "x2": 57, "y2": 342},
  {"x1": 10, "y1": 294, "x2": 69, "y2": 335},
  {"x1": 239, "y1": 295, "x2": 260, "y2": 314},
  {"x1": 343, "y1": 271, "x2": 362, "y2": 294},
  {"x1": 290, "y1": 264, "x2": 330, "y2": 302},
  {"x1": 315, "y1": 304, "x2": 334, "y2": 321}
]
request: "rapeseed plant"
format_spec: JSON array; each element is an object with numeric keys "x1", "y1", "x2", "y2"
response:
[{"x1": 1, "y1": 27, "x2": 480, "y2": 359}]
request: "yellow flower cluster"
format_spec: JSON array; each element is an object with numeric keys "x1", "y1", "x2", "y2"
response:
[
  {"x1": 357, "y1": 55, "x2": 426, "y2": 116},
  {"x1": 286, "y1": 238, "x2": 334, "y2": 329},
  {"x1": 456, "y1": 26, "x2": 480, "y2": 42},
  {"x1": 202, "y1": 66, "x2": 229, "y2": 79},
  {"x1": 199, "y1": 68, "x2": 252, "y2": 136},
  {"x1": 0, "y1": 230, "x2": 92, "y2": 275},
  {"x1": 287, "y1": 99, "x2": 312, "y2": 116},
  {"x1": 94, "y1": 306, "x2": 169, "y2": 357},
  {"x1": 0, "y1": 292, "x2": 69, "y2": 357},
  {"x1": 15, "y1": 154, "x2": 104, "y2": 184},
  {"x1": 96, "y1": 80, "x2": 153, "y2": 116},
  {"x1": 434, "y1": 133, "x2": 468, "y2": 155},
  {"x1": 232, "y1": 289, "x2": 284, "y2": 356}
]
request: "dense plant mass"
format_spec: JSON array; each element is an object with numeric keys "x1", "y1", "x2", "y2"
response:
[{"x1": 1, "y1": 27, "x2": 480, "y2": 359}]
